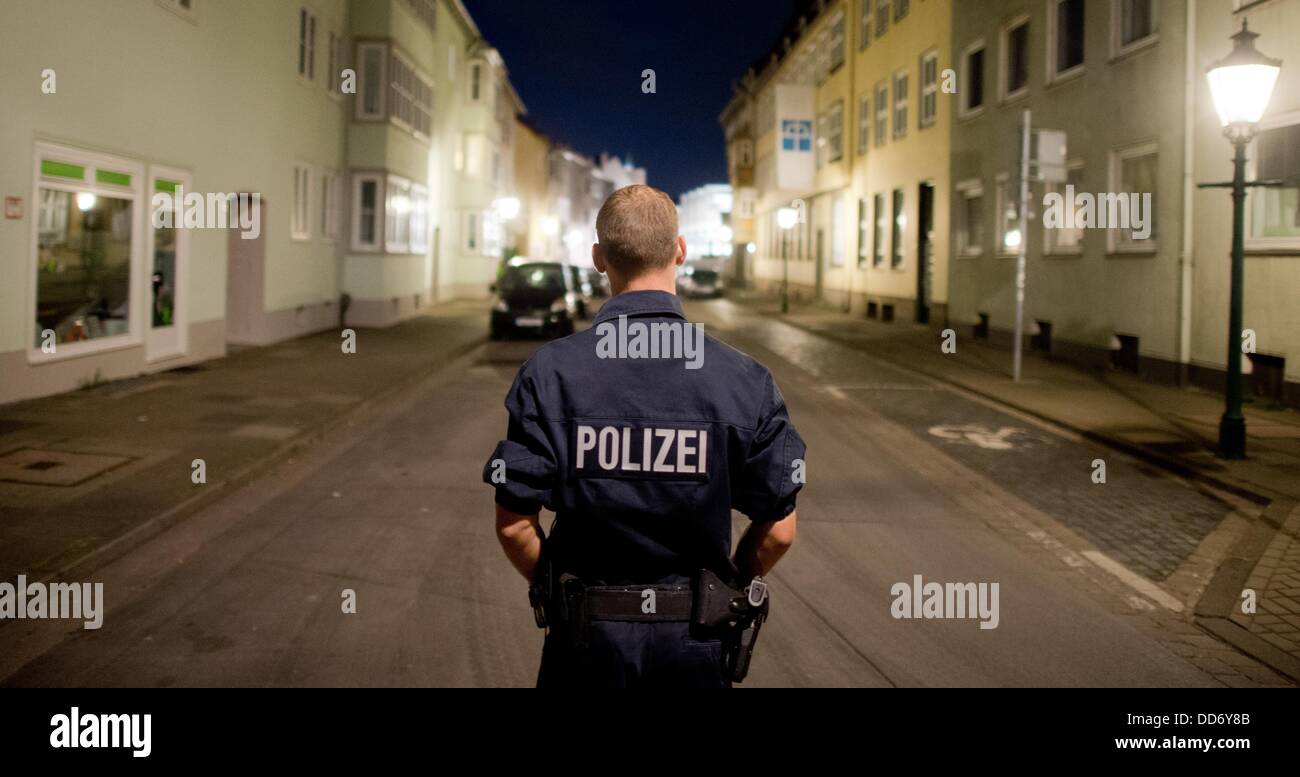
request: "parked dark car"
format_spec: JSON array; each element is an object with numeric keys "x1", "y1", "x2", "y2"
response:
[
  {"x1": 677, "y1": 266, "x2": 723, "y2": 298},
  {"x1": 582, "y1": 266, "x2": 611, "y2": 298},
  {"x1": 568, "y1": 265, "x2": 594, "y2": 319},
  {"x1": 490, "y1": 261, "x2": 577, "y2": 340}
]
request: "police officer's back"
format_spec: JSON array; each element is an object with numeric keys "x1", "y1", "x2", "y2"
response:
[{"x1": 484, "y1": 185, "x2": 805, "y2": 688}]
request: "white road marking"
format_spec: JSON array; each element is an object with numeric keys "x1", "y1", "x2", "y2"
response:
[{"x1": 1081, "y1": 550, "x2": 1185, "y2": 612}]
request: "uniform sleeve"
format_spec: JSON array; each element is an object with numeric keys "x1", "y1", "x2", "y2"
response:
[
  {"x1": 734, "y1": 372, "x2": 806, "y2": 523},
  {"x1": 482, "y1": 362, "x2": 557, "y2": 515}
]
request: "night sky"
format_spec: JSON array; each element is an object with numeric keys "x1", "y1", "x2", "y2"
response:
[{"x1": 464, "y1": 0, "x2": 801, "y2": 200}]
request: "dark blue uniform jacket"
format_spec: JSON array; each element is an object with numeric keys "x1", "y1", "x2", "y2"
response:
[{"x1": 483, "y1": 290, "x2": 805, "y2": 585}]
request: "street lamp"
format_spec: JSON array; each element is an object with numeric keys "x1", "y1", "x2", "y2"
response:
[
  {"x1": 777, "y1": 207, "x2": 798, "y2": 314},
  {"x1": 1201, "y1": 19, "x2": 1283, "y2": 459}
]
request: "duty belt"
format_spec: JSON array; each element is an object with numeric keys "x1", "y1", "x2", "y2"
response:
[{"x1": 566, "y1": 581, "x2": 694, "y2": 623}]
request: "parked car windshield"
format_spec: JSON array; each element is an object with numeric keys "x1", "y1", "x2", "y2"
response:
[{"x1": 501, "y1": 264, "x2": 566, "y2": 295}]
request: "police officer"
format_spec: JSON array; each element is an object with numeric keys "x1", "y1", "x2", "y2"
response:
[{"x1": 483, "y1": 184, "x2": 805, "y2": 688}]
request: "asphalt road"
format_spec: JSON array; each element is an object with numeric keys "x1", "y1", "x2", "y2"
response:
[{"x1": 0, "y1": 298, "x2": 1267, "y2": 687}]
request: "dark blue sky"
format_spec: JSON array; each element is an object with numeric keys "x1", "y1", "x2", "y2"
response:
[{"x1": 464, "y1": 0, "x2": 800, "y2": 200}]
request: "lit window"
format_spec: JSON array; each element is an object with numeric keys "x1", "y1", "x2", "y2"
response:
[
  {"x1": 876, "y1": 0, "x2": 889, "y2": 38},
  {"x1": 920, "y1": 51, "x2": 939, "y2": 129},
  {"x1": 389, "y1": 50, "x2": 433, "y2": 137},
  {"x1": 1109, "y1": 145, "x2": 1158, "y2": 251},
  {"x1": 893, "y1": 70, "x2": 909, "y2": 140},
  {"x1": 874, "y1": 81, "x2": 888, "y2": 146},
  {"x1": 857, "y1": 94, "x2": 870, "y2": 156},
  {"x1": 873, "y1": 192, "x2": 886, "y2": 267},
  {"x1": 1251, "y1": 123, "x2": 1300, "y2": 245}
]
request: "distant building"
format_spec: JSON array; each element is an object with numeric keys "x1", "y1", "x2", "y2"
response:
[{"x1": 678, "y1": 184, "x2": 735, "y2": 262}]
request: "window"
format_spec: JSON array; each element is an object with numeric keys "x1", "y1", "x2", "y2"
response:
[
  {"x1": 33, "y1": 144, "x2": 143, "y2": 354},
  {"x1": 463, "y1": 210, "x2": 480, "y2": 253},
  {"x1": 1115, "y1": 0, "x2": 1158, "y2": 54},
  {"x1": 857, "y1": 94, "x2": 871, "y2": 156},
  {"x1": 409, "y1": 184, "x2": 429, "y2": 254},
  {"x1": 1044, "y1": 163, "x2": 1085, "y2": 254},
  {"x1": 1250, "y1": 122, "x2": 1300, "y2": 246},
  {"x1": 351, "y1": 172, "x2": 382, "y2": 252},
  {"x1": 389, "y1": 50, "x2": 433, "y2": 137},
  {"x1": 1001, "y1": 16, "x2": 1030, "y2": 100},
  {"x1": 876, "y1": 0, "x2": 889, "y2": 38},
  {"x1": 828, "y1": 100, "x2": 844, "y2": 162},
  {"x1": 1049, "y1": 0, "x2": 1085, "y2": 79},
  {"x1": 326, "y1": 31, "x2": 343, "y2": 94},
  {"x1": 956, "y1": 180, "x2": 985, "y2": 257},
  {"x1": 401, "y1": 0, "x2": 436, "y2": 32},
  {"x1": 873, "y1": 193, "x2": 887, "y2": 267},
  {"x1": 891, "y1": 189, "x2": 905, "y2": 268},
  {"x1": 857, "y1": 198, "x2": 869, "y2": 267},
  {"x1": 892, "y1": 71, "x2": 908, "y2": 140},
  {"x1": 298, "y1": 8, "x2": 316, "y2": 81},
  {"x1": 292, "y1": 164, "x2": 310, "y2": 240},
  {"x1": 894, "y1": 0, "x2": 909, "y2": 22},
  {"x1": 920, "y1": 51, "x2": 939, "y2": 129},
  {"x1": 874, "y1": 82, "x2": 889, "y2": 146},
  {"x1": 356, "y1": 43, "x2": 386, "y2": 119},
  {"x1": 321, "y1": 171, "x2": 339, "y2": 240},
  {"x1": 830, "y1": 12, "x2": 846, "y2": 72},
  {"x1": 1109, "y1": 144, "x2": 1158, "y2": 251},
  {"x1": 385, "y1": 175, "x2": 412, "y2": 253},
  {"x1": 859, "y1": 0, "x2": 871, "y2": 50},
  {"x1": 815, "y1": 31, "x2": 831, "y2": 85},
  {"x1": 469, "y1": 62, "x2": 483, "y2": 102},
  {"x1": 961, "y1": 42, "x2": 986, "y2": 116}
]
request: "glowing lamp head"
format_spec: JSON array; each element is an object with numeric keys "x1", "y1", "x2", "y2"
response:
[
  {"x1": 76, "y1": 192, "x2": 96, "y2": 212},
  {"x1": 777, "y1": 208, "x2": 798, "y2": 230},
  {"x1": 1207, "y1": 20, "x2": 1281, "y2": 140}
]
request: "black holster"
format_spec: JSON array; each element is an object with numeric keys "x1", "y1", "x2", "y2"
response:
[{"x1": 691, "y1": 568, "x2": 769, "y2": 683}]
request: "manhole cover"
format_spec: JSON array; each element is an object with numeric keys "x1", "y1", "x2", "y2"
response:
[{"x1": 0, "y1": 448, "x2": 132, "y2": 486}]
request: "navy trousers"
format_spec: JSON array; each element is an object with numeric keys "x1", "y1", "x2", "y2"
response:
[{"x1": 536, "y1": 620, "x2": 730, "y2": 689}]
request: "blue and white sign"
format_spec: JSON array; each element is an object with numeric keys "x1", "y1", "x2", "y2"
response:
[
  {"x1": 781, "y1": 120, "x2": 813, "y2": 152},
  {"x1": 774, "y1": 85, "x2": 815, "y2": 191}
]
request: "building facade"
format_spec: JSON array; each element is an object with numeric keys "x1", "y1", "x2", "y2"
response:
[
  {"x1": 730, "y1": 0, "x2": 953, "y2": 323},
  {"x1": 678, "y1": 183, "x2": 735, "y2": 262},
  {"x1": 947, "y1": 0, "x2": 1299, "y2": 404},
  {"x1": 0, "y1": 0, "x2": 556, "y2": 405}
]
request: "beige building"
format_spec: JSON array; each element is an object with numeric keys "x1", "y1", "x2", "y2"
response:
[
  {"x1": 729, "y1": 0, "x2": 952, "y2": 324},
  {"x1": 947, "y1": 0, "x2": 1299, "y2": 406}
]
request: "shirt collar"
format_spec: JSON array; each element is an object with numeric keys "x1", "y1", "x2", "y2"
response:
[{"x1": 593, "y1": 290, "x2": 686, "y2": 324}]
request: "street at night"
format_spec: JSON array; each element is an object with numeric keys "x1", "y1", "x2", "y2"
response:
[{"x1": 1, "y1": 0, "x2": 1299, "y2": 762}]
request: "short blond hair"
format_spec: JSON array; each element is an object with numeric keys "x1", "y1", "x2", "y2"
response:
[{"x1": 595, "y1": 184, "x2": 678, "y2": 276}]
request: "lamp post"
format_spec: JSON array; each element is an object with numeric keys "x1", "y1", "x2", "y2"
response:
[
  {"x1": 777, "y1": 207, "x2": 798, "y2": 314},
  {"x1": 1201, "y1": 19, "x2": 1282, "y2": 460}
]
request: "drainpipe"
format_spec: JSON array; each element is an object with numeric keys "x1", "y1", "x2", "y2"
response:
[{"x1": 1178, "y1": 0, "x2": 1198, "y2": 385}]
